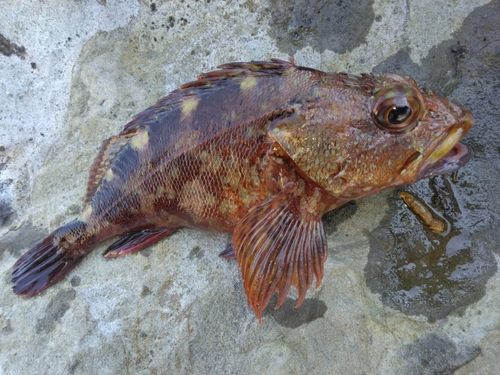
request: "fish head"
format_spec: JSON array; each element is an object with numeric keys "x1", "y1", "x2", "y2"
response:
[{"x1": 269, "y1": 71, "x2": 474, "y2": 200}]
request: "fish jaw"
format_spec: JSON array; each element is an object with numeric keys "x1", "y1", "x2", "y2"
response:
[
  {"x1": 417, "y1": 141, "x2": 472, "y2": 179},
  {"x1": 416, "y1": 107, "x2": 474, "y2": 180}
]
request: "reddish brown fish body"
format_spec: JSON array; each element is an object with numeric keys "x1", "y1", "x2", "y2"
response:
[{"x1": 12, "y1": 59, "x2": 473, "y2": 321}]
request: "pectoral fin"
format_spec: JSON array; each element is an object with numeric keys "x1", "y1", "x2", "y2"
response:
[{"x1": 232, "y1": 182, "x2": 327, "y2": 322}]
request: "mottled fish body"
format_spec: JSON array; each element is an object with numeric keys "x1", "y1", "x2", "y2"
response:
[{"x1": 12, "y1": 59, "x2": 473, "y2": 321}]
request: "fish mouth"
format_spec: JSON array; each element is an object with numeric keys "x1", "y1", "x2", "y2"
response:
[
  {"x1": 417, "y1": 141, "x2": 472, "y2": 179},
  {"x1": 417, "y1": 108, "x2": 474, "y2": 180}
]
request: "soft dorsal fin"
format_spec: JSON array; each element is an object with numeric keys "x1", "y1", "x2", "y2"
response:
[
  {"x1": 84, "y1": 132, "x2": 134, "y2": 204},
  {"x1": 232, "y1": 182, "x2": 328, "y2": 322}
]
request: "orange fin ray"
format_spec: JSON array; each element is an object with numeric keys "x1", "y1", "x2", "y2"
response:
[{"x1": 232, "y1": 182, "x2": 327, "y2": 322}]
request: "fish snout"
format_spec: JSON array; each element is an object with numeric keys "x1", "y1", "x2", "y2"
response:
[{"x1": 449, "y1": 101, "x2": 474, "y2": 135}]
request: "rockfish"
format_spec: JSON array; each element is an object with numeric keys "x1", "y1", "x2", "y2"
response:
[{"x1": 12, "y1": 59, "x2": 474, "y2": 321}]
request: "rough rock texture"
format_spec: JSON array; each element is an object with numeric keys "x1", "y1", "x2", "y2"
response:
[{"x1": 1, "y1": 0, "x2": 499, "y2": 374}]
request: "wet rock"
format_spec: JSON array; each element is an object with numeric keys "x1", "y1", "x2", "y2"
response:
[
  {"x1": 400, "y1": 333, "x2": 481, "y2": 375},
  {"x1": 365, "y1": 184, "x2": 497, "y2": 322},
  {"x1": 366, "y1": 0, "x2": 500, "y2": 323},
  {"x1": 35, "y1": 289, "x2": 77, "y2": 334},
  {"x1": 268, "y1": 0, "x2": 374, "y2": 54},
  {"x1": 0, "y1": 223, "x2": 47, "y2": 258}
]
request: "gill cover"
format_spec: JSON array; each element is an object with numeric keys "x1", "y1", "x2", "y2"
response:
[{"x1": 268, "y1": 107, "x2": 343, "y2": 192}]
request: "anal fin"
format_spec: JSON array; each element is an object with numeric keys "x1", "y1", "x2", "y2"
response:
[
  {"x1": 232, "y1": 182, "x2": 328, "y2": 322},
  {"x1": 104, "y1": 228, "x2": 176, "y2": 258},
  {"x1": 219, "y1": 244, "x2": 236, "y2": 258}
]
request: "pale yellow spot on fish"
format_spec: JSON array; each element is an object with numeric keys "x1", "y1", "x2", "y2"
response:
[
  {"x1": 179, "y1": 179, "x2": 208, "y2": 218},
  {"x1": 199, "y1": 151, "x2": 209, "y2": 162},
  {"x1": 240, "y1": 76, "x2": 257, "y2": 90},
  {"x1": 206, "y1": 193, "x2": 216, "y2": 206},
  {"x1": 220, "y1": 171, "x2": 240, "y2": 190},
  {"x1": 229, "y1": 177, "x2": 240, "y2": 190},
  {"x1": 245, "y1": 126, "x2": 255, "y2": 139},
  {"x1": 239, "y1": 188, "x2": 251, "y2": 206},
  {"x1": 79, "y1": 205, "x2": 93, "y2": 223},
  {"x1": 249, "y1": 166, "x2": 261, "y2": 187},
  {"x1": 131, "y1": 129, "x2": 149, "y2": 150},
  {"x1": 200, "y1": 154, "x2": 223, "y2": 174},
  {"x1": 300, "y1": 197, "x2": 307, "y2": 209},
  {"x1": 170, "y1": 167, "x2": 180, "y2": 179},
  {"x1": 211, "y1": 155, "x2": 223, "y2": 171},
  {"x1": 104, "y1": 169, "x2": 114, "y2": 182},
  {"x1": 313, "y1": 189, "x2": 321, "y2": 200},
  {"x1": 140, "y1": 196, "x2": 155, "y2": 213},
  {"x1": 156, "y1": 185, "x2": 176, "y2": 200},
  {"x1": 181, "y1": 96, "x2": 200, "y2": 120},
  {"x1": 220, "y1": 200, "x2": 236, "y2": 215},
  {"x1": 301, "y1": 190, "x2": 322, "y2": 214},
  {"x1": 294, "y1": 179, "x2": 305, "y2": 196}
]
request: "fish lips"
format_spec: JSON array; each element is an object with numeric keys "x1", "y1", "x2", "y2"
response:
[
  {"x1": 417, "y1": 142, "x2": 472, "y2": 179},
  {"x1": 417, "y1": 108, "x2": 474, "y2": 180}
]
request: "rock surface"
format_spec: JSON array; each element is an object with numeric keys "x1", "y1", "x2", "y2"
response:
[{"x1": 1, "y1": 0, "x2": 499, "y2": 374}]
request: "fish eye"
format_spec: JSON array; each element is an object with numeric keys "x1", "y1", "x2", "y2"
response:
[
  {"x1": 387, "y1": 106, "x2": 412, "y2": 124},
  {"x1": 372, "y1": 86, "x2": 424, "y2": 133}
]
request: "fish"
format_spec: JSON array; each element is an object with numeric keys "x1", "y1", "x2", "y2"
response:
[{"x1": 11, "y1": 59, "x2": 474, "y2": 321}]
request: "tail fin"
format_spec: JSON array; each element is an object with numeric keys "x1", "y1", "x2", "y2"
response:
[{"x1": 11, "y1": 221, "x2": 92, "y2": 296}]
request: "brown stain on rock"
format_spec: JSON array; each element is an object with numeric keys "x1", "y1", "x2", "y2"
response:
[{"x1": 400, "y1": 333, "x2": 481, "y2": 374}]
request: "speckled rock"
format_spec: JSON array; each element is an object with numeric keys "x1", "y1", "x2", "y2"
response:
[{"x1": 1, "y1": 0, "x2": 499, "y2": 374}]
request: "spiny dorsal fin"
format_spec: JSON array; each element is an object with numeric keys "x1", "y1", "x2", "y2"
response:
[
  {"x1": 84, "y1": 132, "x2": 135, "y2": 204},
  {"x1": 121, "y1": 59, "x2": 297, "y2": 133},
  {"x1": 188, "y1": 59, "x2": 295, "y2": 89},
  {"x1": 85, "y1": 59, "x2": 302, "y2": 203}
]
